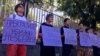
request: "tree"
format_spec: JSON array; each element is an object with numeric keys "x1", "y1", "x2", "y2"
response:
[
  {"x1": 0, "y1": 0, "x2": 18, "y2": 32},
  {"x1": 57, "y1": 0, "x2": 100, "y2": 29}
]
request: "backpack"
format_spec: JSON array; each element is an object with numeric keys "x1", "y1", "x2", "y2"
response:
[{"x1": 13, "y1": 14, "x2": 16, "y2": 19}]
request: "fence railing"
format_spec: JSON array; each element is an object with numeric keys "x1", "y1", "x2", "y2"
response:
[
  {"x1": 28, "y1": 7, "x2": 64, "y2": 27},
  {"x1": 0, "y1": 0, "x2": 64, "y2": 27}
]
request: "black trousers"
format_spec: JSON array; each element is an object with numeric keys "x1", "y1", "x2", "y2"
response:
[
  {"x1": 93, "y1": 46, "x2": 100, "y2": 56},
  {"x1": 40, "y1": 46, "x2": 55, "y2": 56},
  {"x1": 40, "y1": 38, "x2": 55, "y2": 56},
  {"x1": 62, "y1": 44, "x2": 73, "y2": 56}
]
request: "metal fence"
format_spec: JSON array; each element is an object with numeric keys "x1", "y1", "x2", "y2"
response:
[
  {"x1": 29, "y1": 7, "x2": 64, "y2": 26},
  {"x1": 0, "y1": 0, "x2": 79, "y2": 29},
  {"x1": 0, "y1": 0, "x2": 64, "y2": 27}
]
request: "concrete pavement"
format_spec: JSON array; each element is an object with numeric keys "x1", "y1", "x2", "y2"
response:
[{"x1": 0, "y1": 42, "x2": 76, "y2": 56}]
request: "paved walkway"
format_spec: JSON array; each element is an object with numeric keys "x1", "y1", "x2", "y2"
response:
[{"x1": 0, "y1": 42, "x2": 77, "y2": 56}]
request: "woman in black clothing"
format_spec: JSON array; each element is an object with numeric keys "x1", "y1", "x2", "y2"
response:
[
  {"x1": 38, "y1": 14, "x2": 55, "y2": 56},
  {"x1": 60, "y1": 18, "x2": 73, "y2": 56}
]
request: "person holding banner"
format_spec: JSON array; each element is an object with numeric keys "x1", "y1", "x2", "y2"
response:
[
  {"x1": 88, "y1": 28, "x2": 100, "y2": 56},
  {"x1": 84, "y1": 28, "x2": 93, "y2": 56},
  {"x1": 38, "y1": 14, "x2": 55, "y2": 56},
  {"x1": 84, "y1": 27, "x2": 100, "y2": 56},
  {"x1": 60, "y1": 18, "x2": 73, "y2": 56},
  {"x1": 6, "y1": 3, "x2": 27, "y2": 56},
  {"x1": 76, "y1": 23, "x2": 85, "y2": 56}
]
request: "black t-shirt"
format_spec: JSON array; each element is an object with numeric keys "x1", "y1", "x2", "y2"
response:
[
  {"x1": 39, "y1": 23, "x2": 53, "y2": 33},
  {"x1": 39, "y1": 22, "x2": 53, "y2": 46},
  {"x1": 60, "y1": 26, "x2": 69, "y2": 35},
  {"x1": 39, "y1": 22, "x2": 55, "y2": 56},
  {"x1": 76, "y1": 29, "x2": 84, "y2": 46},
  {"x1": 60, "y1": 26, "x2": 69, "y2": 45},
  {"x1": 60, "y1": 26, "x2": 74, "y2": 49}
]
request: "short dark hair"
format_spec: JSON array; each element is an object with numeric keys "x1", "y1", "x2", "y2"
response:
[
  {"x1": 15, "y1": 3, "x2": 24, "y2": 12},
  {"x1": 85, "y1": 27, "x2": 93, "y2": 32},
  {"x1": 64, "y1": 18, "x2": 70, "y2": 23},
  {"x1": 46, "y1": 14, "x2": 53, "y2": 20},
  {"x1": 85, "y1": 28, "x2": 89, "y2": 32}
]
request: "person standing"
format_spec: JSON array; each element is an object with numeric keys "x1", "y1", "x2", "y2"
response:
[
  {"x1": 85, "y1": 28, "x2": 93, "y2": 56},
  {"x1": 38, "y1": 14, "x2": 55, "y2": 56},
  {"x1": 76, "y1": 23, "x2": 85, "y2": 56},
  {"x1": 90, "y1": 28, "x2": 100, "y2": 56},
  {"x1": 6, "y1": 3, "x2": 27, "y2": 56},
  {"x1": 60, "y1": 18, "x2": 73, "y2": 56}
]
